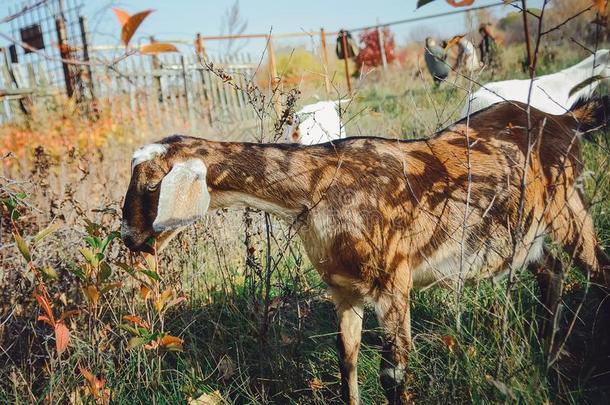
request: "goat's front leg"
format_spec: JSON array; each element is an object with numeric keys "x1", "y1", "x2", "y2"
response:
[
  {"x1": 375, "y1": 288, "x2": 413, "y2": 405},
  {"x1": 335, "y1": 296, "x2": 364, "y2": 405}
]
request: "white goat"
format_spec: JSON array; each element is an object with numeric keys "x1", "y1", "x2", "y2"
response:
[
  {"x1": 284, "y1": 100, "x2": 348, "y2": 145},
  {"x1": 462, "y1": 49, "x2": 610, "y2": 116}
]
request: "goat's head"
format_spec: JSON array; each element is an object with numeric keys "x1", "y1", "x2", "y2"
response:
[
  {"x1": 121, "y1": 141, "x2": 210, "y2": 253},
  {"x1": 283, "y1": 113, "x2": 302, "y2": 143}
]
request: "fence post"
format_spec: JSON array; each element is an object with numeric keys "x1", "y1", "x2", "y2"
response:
[
  {"x1": 180, "y1": 54, "x2": 192, "y2": 125},
  {"x1": 149, "y1": 36, "x2": 163, "y2": 102},
  {"x1": 319, "y1": 28, "x2": 331, "y2": 97},
  {"x1": 79, "y1": 16, "x2": 96, "y2": 102},
  {"x1": 377, "y1": 24, "x2": 388, "y2": 71},
  {"x1": 195, "y1": 33, "x2": 206, "y2": 56},
  {"x1": 267, "y1": 36, "x2": 282, "y2": 116},
  {"x1": 55, "y1": 14, "x2": 74, "y2": 98},
  {"x1": 340, "y1": 31, "x2": 353, "y2": 97}
]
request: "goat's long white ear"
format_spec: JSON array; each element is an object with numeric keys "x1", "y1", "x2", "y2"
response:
[
  {"x1": 334, "y1": 99, "x2": 351, "y2": 106},
  {"x1": 153, "y1": 159, "x2": 210, "y2": 232}
]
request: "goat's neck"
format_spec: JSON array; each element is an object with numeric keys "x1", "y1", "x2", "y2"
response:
[{"x1": 200, "y1": 141, "x2": 332, "y2": 220}]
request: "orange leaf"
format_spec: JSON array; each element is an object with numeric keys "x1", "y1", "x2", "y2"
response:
[
  {"x1": 140, "y1": 42, "x2": 178, "y2": 54},
  {"x1": 37, "y1": 315, "x2": 54, "y2": 328},
  {"x1": 79, "y1": 366, "x2": 96, "y2": 387},
  {"x1": 309, "y1": 377, "x2": 324, "y2": 391},
  {"x1": 446, "y1": 0, "x2": 475, "y2": 6},
  {"x1": 121, "y1": 10, "x2": 154, "y2": 46},
  {"x1": 54, "y1": 321, "x2": 70, "y2": 354},
  {"x1": 154, "y1": 288, "x2": 174, "y2": 312},
  {"x1": 35, "y1": 293, "x2": 54, "y2": 324},
  {"x1": 112, "y1": 7, "x2": 131, "y2": 27},
  {"x1": 84, "y1": 285, "x2": 100, "y2": 305},
  {"x1": 122, "y1": 314, "x2": 150, "y2": 330},
  {"x1": 159, "y1": 335, "x2": 183, "y2": 351},
  {"x1": 79, "y1": 367, "x2": 108, "y2": 402},
  {"x1": 441, "y1": 335, "x2": 456, "y2": 353},
  {"x1": 139, "y1": 285, "x2": 151, "y2": 300}
]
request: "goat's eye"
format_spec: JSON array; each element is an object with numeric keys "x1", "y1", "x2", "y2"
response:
[{"x1": 147, "y1": 183, "x2": 160, "y2": 192}]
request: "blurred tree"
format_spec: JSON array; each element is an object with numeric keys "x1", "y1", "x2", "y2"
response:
[{"x1": 355, "y1": 27, "x2": 396, "y2": 73}]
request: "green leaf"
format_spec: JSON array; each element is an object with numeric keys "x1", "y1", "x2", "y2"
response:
[
  {"x1": 100, "y1": 231, "x2": 120, "y2": 253},
  {"x1": 141, "y1": 269, "x2": 161, "y2": 282},
  {"x1": 33, "y1": 223, "x2": 60, "y2": 244},
  {"x1": 41, "y1": 266, "x2": 58, "y2": 280},
  {"x1": 127, "y1": 336, "x2": 147, "y2": 350},
  {"x1": 116, "y1": 262, "x2": 136, "y2": 277},
  {"x1": 83, "y1": 219, "x2": 101, "y2": 236},
  {"x1": 13, "y1": 233, "x2": 31, "y2": 262},
  {"x1": 118, "y1": 324, "x2": 140, "y2": 336},
  {"x1": 99, "y1": 262, "x2": 112, "y2": 283},
  {"x1": 67, "y1": 266, "x2": 86, "y2": 281},
  {"x1": 2, "y1": 198, "x2": 18, "y2": 220},
  {"x1": 84, "y1": 236, "x2": 101, "y2": 250},
  {"x1": 79, "y1": 247, "x2": 98, "y2": 267}
]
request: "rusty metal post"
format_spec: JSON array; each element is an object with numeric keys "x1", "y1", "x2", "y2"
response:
[
  {"x1": 195, "y1": 32, "x2": 206, "y2": 56},
  {"x1": 521, "y1": 0, "x2": 533, "y2": 78},
  {"x1": 79, "y1": 16, "x2": 95, "y2": 100},
  {"x1": 267, "y1": 36, "x2": 281, "y2": 116},
  {"x1": 319, "y1": 28, "x2": 331, "y2": 97},
  {"x1": 55, "y1": 15, "x2": 74, "y2": 97},
  {"x1": 340, "y1": 31, "x2": 353, "y2": 96}
]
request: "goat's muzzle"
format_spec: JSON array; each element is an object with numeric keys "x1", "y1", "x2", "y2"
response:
[{"x1": 121, "y1": 221, "x2": 155, "y2": 254}]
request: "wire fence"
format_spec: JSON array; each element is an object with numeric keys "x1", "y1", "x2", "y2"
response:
[{"x1": 0, "y1": 0, "x2": 509, "y2": 127}]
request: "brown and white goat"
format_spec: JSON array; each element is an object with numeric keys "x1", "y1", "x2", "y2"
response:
[{"x1": 121, "y1": 99, "x2": 610, "y2": 404}]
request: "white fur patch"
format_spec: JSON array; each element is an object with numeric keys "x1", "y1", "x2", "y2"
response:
[{"x1": 132, "y1": 144, "x2": 168, "y2": 171}]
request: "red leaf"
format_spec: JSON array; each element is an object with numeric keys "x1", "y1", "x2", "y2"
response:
[
  {"x1": 35, "y1": 293, "x2": 55, "y2": 324},
  {"x1": 54, "y1": 321, "x2": 70, "y2": 354},
  {"x1": 121, "y1": 10, "x2": 154, "y2": 46},
  {"x1": 122, "y1": 314, "x2": 150, "y2": 330},
  {"x1": 446, "y1": 0, "x2": 475, "y2": 6},
  {"x1": 37, "y1": 315, "x2": 54, "y2": 328},
  {"x1": 140, "y1": 42, "x2": 178, "y2": 54},
  {"x1": 112, "y1": 7, "x2": 131, "y2": 27}
]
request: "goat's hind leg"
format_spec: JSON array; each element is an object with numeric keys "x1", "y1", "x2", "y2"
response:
[
  {"x1": 548, "y1": 192, "x2": 610, "y2": 287},
  {"x1": 375, "y1": 287, "x2": 414, "y2": 405},
  {"x1": 333, "y1": 291, "x2": 364, "y2": 405},
  {"x1": 528, "y1": 247, "x2": 564, "y2": 342}
]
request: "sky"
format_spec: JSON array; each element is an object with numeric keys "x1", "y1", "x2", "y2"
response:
[
  {"x1": 3, "y1": 0, "x2": 544, "y2": 58},
  {"x1": 79, "y1": 0, "x2": 543, "y2": 56}
]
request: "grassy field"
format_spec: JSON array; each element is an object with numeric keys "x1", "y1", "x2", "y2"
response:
[{"x1": 2, "y1": 41, "x2": 610, "y2": 405}]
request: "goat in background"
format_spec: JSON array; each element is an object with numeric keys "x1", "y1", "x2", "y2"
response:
[
  {"x1": 462, "y1": 49, "x2": 610, "y2": 117},
  {"x1": 284, "y1": 100, "x2": 348, "y2": 144},
  {"x1": 122, "y1": 98, "x2": 610, "y2": 404}
]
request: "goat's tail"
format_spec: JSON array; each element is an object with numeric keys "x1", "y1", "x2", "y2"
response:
[{"x1": 568, "y1": 95, "x2": 610, "y2": 137}]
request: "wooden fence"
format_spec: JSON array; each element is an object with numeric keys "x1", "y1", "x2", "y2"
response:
[
  {"x1": 91, "y1": 52, "x2": 259, "y2": 130},
  {"x1": 0, "y1": 49, "x2": 260, "y2": 129}
]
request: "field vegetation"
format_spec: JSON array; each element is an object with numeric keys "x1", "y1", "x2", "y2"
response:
[{"x1": 2, "y1": 1, "x2": 610, "y2": 404}]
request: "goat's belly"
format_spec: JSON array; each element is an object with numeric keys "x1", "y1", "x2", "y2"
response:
[{"x1": 411, "y1": 236, "x2": 545, "y2": 288}]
